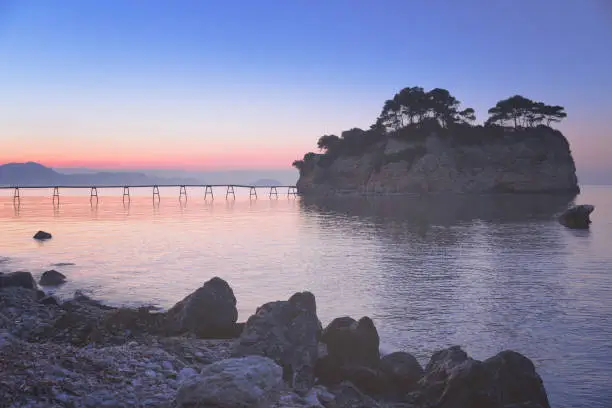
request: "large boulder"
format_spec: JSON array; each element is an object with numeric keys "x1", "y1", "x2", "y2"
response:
[
  {"x1": 175, "y1": 355, "x2": 284, "y2": 408},
  {"x1": 164, "y1": 277, "x2": 239, "y2": 338},
  {"x1": 417, "y1": 346, "x2": 550, "y2": 408},
  {"x1": 33, "y1": 231, "x2": 52, "y2": 240},
  {"x1": 39, "y1": 270, "x2": 67, "y2": 286},
  {"x1": 558, "y1": 204, "x2": 594, "y2": 229},
  {"x1": 316, "y1": 316, "x2": 381, "y2": 390},
  {"x1": 380, "y1": 351, "x2": 424, "y2": 394},
  {"x1": 233, "y1": 291, "x2": 321, "y2": 393},
  {"x1": 0, "y1": 271, "x2": 37, "y2": 290}
]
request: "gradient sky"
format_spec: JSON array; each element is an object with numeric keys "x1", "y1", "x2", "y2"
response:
[{"x1": 0, "y1": 0, "x2": 611, "y2": 175}]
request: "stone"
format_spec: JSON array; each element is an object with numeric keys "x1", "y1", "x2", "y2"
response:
[
  {"x1": 164, "y1": 277, "x2": 239, "y2": 338},
  {"x1": 558, "y1": 204, "x2": 594, "y2": 229},
  {"x1": 175, "y1": 355, "x2": 284, "y2": 408},
  {"x1": 327, "y1": 381, "x2": 382, "y2": 408},
  {"x1": 316, "y1": 316, "x2": 381, "y2": 392},
  {"x1": 233, "y1": 291, "x2": 321, "y2": 392},
  {"x1": 39, "y1": 270, "x2": 67, "y2": 286},
  {"x1": 380, "y1": 351, "x2": 424, "y2": 395},
  {"x1": 322, "y1": 316, "x2": 380, "y2": 368},
  {"x1": 177, "y1": 367, "x2": 198, "y2": 383},
  {"x1": 417, "y1": 346, "x2": 550, "y2": 408},
  {"x1": 483, "y1": 350, "x2": 550, "y2": 408},
  {"x1": 0, "y1": 271, "x2": 37, "y2": 290},
  {"x1": 39, "y1": 295, "x2": 59, "y2": 306},
  {"x1": 33, "y1": 230, "x2": 52, "y2": 240}
]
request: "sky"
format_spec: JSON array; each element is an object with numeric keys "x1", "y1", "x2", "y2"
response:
[{"x1": 0, "y1": 0, "x2": 611, "y2": 179}]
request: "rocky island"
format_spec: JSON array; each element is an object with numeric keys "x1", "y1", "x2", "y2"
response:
[
  {"x1": 294, "y1": 89, "x2": 579, "y2": 195},
  {"x1": 1, "y1": 268, "x2": 551, "y2": 407}
]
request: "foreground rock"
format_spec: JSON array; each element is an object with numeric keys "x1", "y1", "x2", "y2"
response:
[
  {"x1": 0, "y1": 271, "x2": 37, "y2": 290},
  {"x1": 175, "y1": 355, "x2": 284, "y2": 407},
  {"x1": 417, "y1": 345, "x2": 550, "y2": 408},
  {"x1": 559, "y1": 204, "x2": 594, "y2": 229},
  {"x1": 164, "y1": 276, "x2": 240, "y2": 338},
  {"x1": 233, "y1": 291, "x2": 321, "y2": 393},
  {"x1": 39, "y1": 269, "x2": 67, "y2": 286},
  {"x1": 33, "y1": 230, "x2": 52, "y2": 240}
]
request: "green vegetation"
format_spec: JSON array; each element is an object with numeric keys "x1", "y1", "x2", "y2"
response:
[{"x1": 292, "y1": 87, "x2": 567, "y2": 172}]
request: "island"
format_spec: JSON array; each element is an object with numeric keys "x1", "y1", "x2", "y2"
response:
[{"x1": 293, "y1": 88, "x2": 579, "y2": 195}]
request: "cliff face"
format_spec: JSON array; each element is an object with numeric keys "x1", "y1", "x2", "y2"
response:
[{"x1": 296, "y1": 128, "x2": 579, "y2": 195}]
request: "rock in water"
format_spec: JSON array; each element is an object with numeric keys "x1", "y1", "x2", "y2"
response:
[
  {"x1": 559, "y1": 204, "x2": 594, "y2": 229},
  {"x1": 0, "y1": 271, "x2": 37, "y2": 290},
  {"x1": 418, "y1": 346, "x2": 550, "y2": 408},
  {"x1": 33, "y1": 231, "x2": 52, "y2": 240},
  {"x1": 164, "y1": 277, "x2": 238, "y2": 338},
  {"x1": 316, "y1": 316, "x2": 382, "y2": 392},
  {"x1": 39, "y1": 270, "x2": 67, "y2": 286},
  {"x1": 483, "y1": 350, "x2": 550, "y2": 408},
  {"x1": 175, "y1": 356, "x2": 284, "y2": 408},
  {"x1": 233, "y1": 291, "x2": 321, "y2": 392},
  {"x1": 380, "y1": 351, "x2": 424, "y2": 393}
]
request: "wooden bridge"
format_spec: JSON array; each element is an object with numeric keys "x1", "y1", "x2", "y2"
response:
[{"x1": 1, "y1": 184, "x2": 298, "y2": 203}]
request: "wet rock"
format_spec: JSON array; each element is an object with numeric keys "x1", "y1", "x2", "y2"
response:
[
  {"x1": 52, "y1": 262, "x2": 75, "y2": 266},
  {"x1": 417, "y1": 346, "x2": 550, "y2": 408},
  {"x1": 317, "y1": 316, "x2": 381, "y2": 392},
  {"x1": 380, "y1": 351, "x2": 424, "y2": 396},
  {"x1": 39, "y1": 269, "x2": 67, "y2": 286},
  {"x1": 233, "y1": 291, "x2": 321, "y2": 393},
  {"x1": 322, "y1": 316, "x2": 380, "y2": 368},
  {"x1": 483, "y1": 350, "x2": 550, "y2": 408},
  {"x1": 175, "y1": 355, "x2": 284, "y2": 408},
  {"x1": 36, "y1": 290, "x2": 46, "y2": 300},
  {"x1": 559, "y1": 204, "x2": 594, "y2": 229},
  {"x1": 164, "y1": 277, "x2": 239, "y2": 338},
  {"x1": 0, "y1": 271, "x2": 37, "y2": 290},
  {"x1": 33, "y1": 230, "x2": 52, "y2": 240}
]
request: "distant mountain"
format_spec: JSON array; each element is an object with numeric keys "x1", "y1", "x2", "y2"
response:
[
  {"x1": 0, "y1": 162, "x2": 198, "y2": 187},
  {"x1": 250, "y1": 178, "x2": 282, "y2": 186}
]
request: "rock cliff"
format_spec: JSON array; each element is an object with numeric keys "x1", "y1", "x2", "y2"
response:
[{"x1": 296, "y1": 127, "x2": 579, "y2": 195}]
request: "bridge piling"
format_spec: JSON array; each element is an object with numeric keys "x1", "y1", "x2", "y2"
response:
[
  {"x1": 52, "y1": 187, "x2": 60, "y2": 204},
  {"x1": 287, "y1": 186, "x2": 297, "y2": 197},
  {"x1": 122, "y1": 186, "x2": 130, "y2": 203},
  {"x1": 226, "y1": 185, "x2": 235, "y2": 200},
  {"x1": 90, "y1": 187, "x2": 98, "y2": 202},
  {"x1": 269, "y1": 186, "x2": 278, "y2": 199},
  {"x1": 249, "y1": 186, "x2": 257, "y2": 200},
  {"x1": 13, "y1": 187, "x2": 20, "y2": 203},
  {"x1": 204, "y1": 185, "x2": 214, "y2": 200},
  {"x1": 152, "y1": 185, "x2": 160, "y2": 202},
  {"x1": 179, "y1": 185, "x2": 187, "y2": 201}
]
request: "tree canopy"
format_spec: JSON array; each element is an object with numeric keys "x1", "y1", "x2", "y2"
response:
[
  {"x1": 293, "y1": 87, "x2": 567, "y2": 171},
  {"x1": 376, "y1": 86, "x2": 476, "y2": 131},
  {"x1": 485, "y1": 95, "x2": 567, "y2": 127}
]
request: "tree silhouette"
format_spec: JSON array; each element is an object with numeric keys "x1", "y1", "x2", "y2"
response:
[
  {"x1": 486, "y1": 96, "x2": 566, "y2": 128},
  {"x1": 317, "y1": 134, "x2": 341, "y2": 152}
]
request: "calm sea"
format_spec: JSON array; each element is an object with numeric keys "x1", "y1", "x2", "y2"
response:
[{"x1": 1, "y1": 186, "x2": 611, "y2": 407}]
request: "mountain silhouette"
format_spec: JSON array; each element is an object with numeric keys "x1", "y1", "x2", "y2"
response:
[{"x1": 0, "y1": 162, "x2": 198, "y2": 186}]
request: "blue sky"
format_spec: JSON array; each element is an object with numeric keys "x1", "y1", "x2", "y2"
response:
[{"x1": 0, "y1": 0, "x2": 610, "y2": 178}]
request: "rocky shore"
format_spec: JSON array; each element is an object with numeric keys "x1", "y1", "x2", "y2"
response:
[{"x1": 1, "y1": 272, "x2": 551, "y2": 408}]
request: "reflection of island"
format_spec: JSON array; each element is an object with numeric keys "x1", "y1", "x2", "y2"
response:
[{"x1": 300, "y1": 193, "x2": 575, "y2": 227}]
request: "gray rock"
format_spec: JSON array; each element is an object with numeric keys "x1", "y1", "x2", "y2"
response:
[
  {"x1": 417, "y1": 346, "x2": 550, "y2": 408},
  {"x1": 316, "y1": 316, "x2": 381, "y2": 391},
  {"x1": 380, "y1": 351, "x2": 424, "y2": 394},
  {"x1": 39, "y1": 295, "x2": 59, "y2": 306},
  {"x1": 0, "y1": 271, "x2": 37, "y2": 290},
  {"x1": 175, "y1": 355, "x2": 284, "y2": 408},
  {"x1": 33, "y1": 230, "x2": 52, "y2": 240},
  {"x1": 559, "y1": 204, "x2": 594, "y2": 229},
  {"x1": 165, "y1": 277, "x2": 238, "y2": 338},
  {"x1": 233, "y1": 291, "x2": 321, "y2": 392},
  {"x1": 39, "y1": 269, "x2": 67, "y2": 286},
  {"x1": 327, "y1": 381, "x2": 382, "y2": 408}
]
